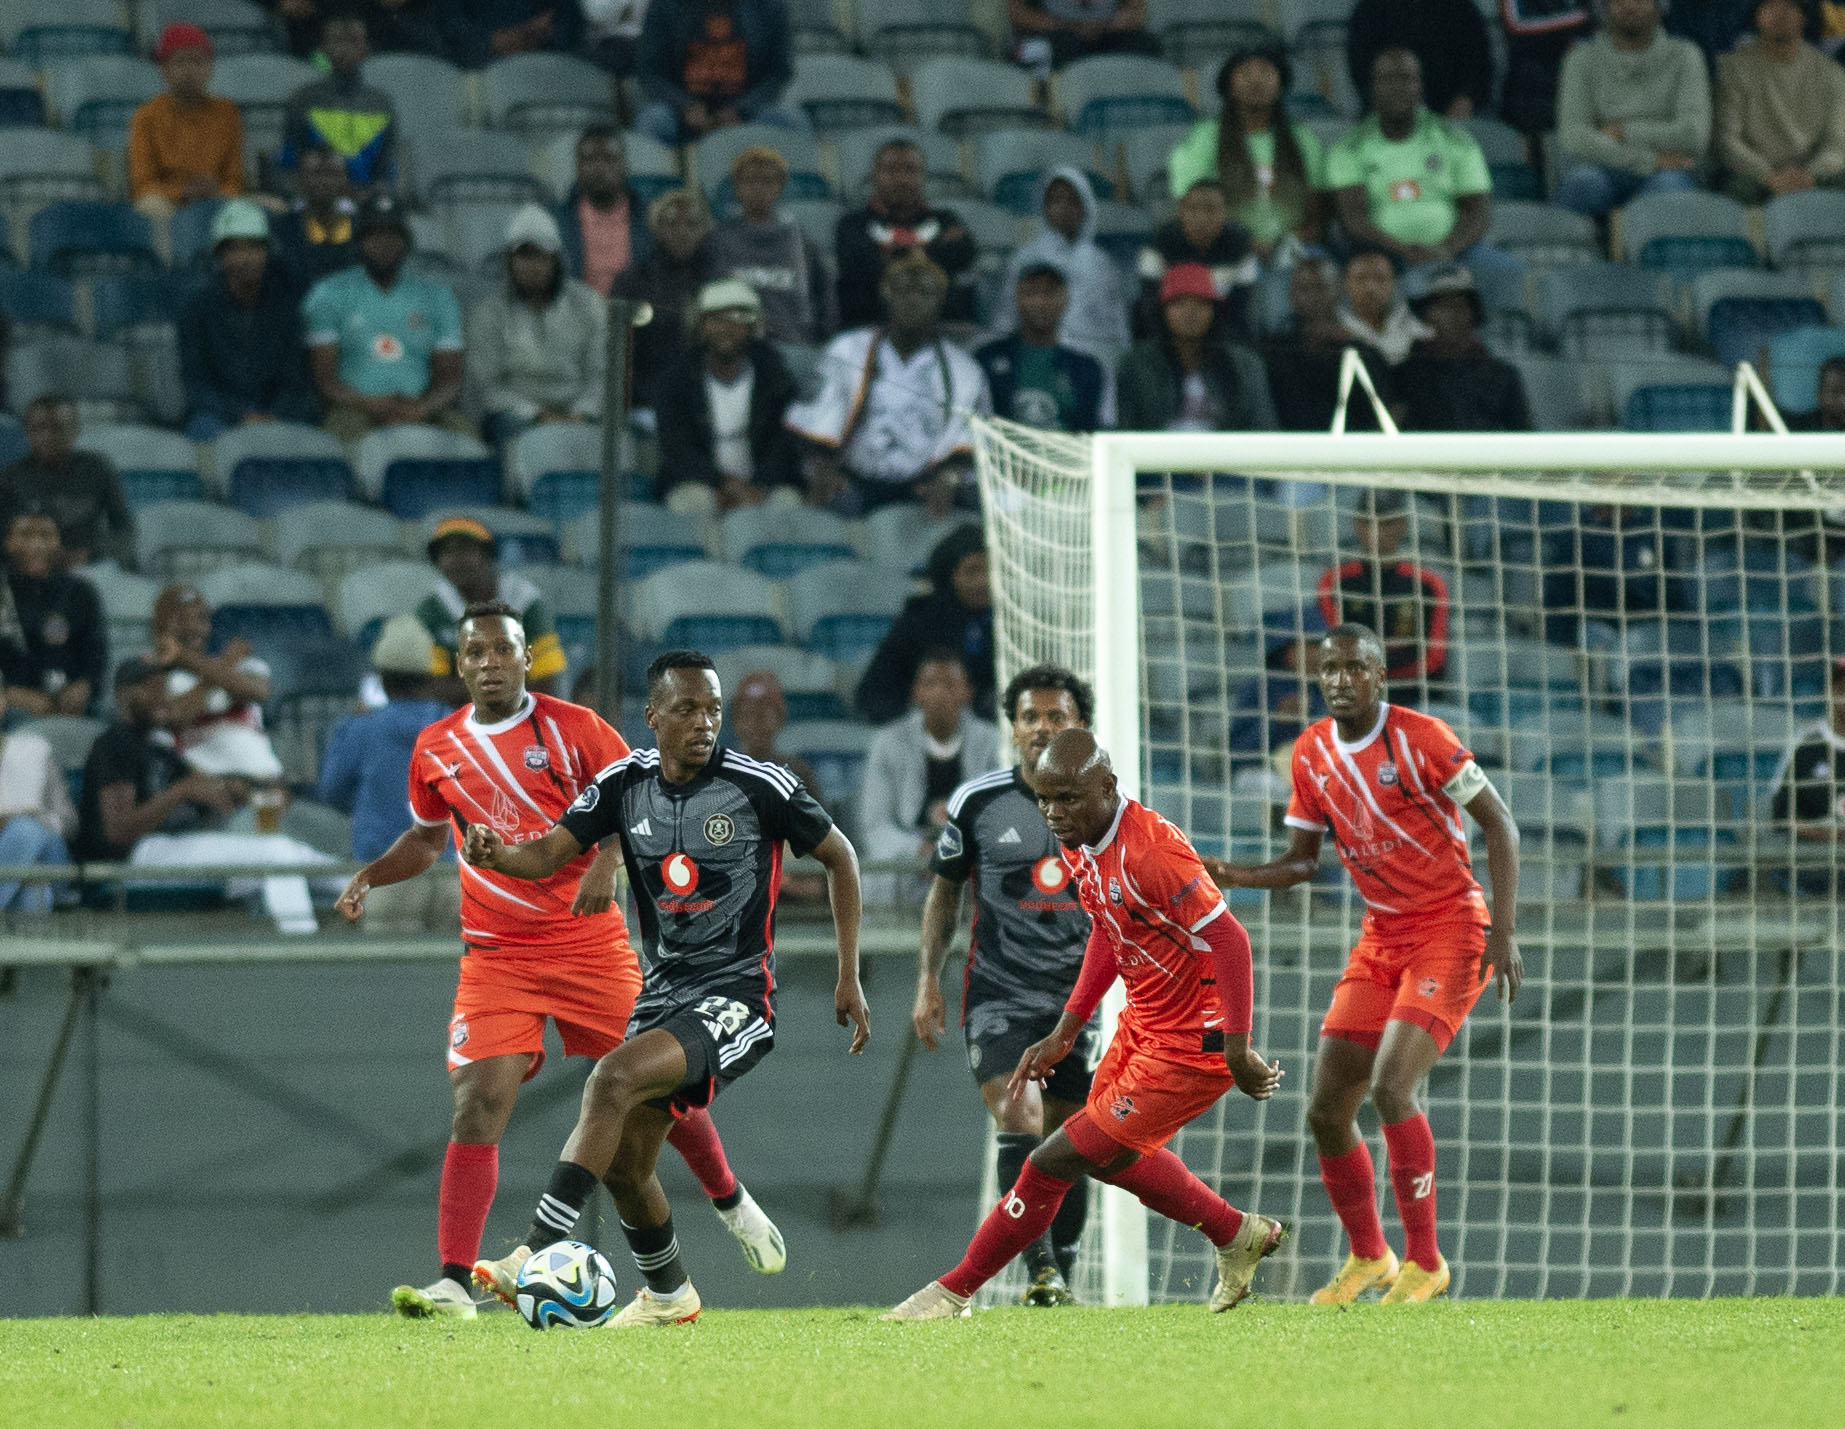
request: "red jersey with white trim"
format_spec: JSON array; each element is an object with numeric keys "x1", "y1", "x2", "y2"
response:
[
  {"x1": 1285, "y1": 702, "x2": 1489, "y2": 928},
  {"x1": 1064, "y1": 797, "x2": 1232, "y2": 1070},
  {"x1": 407, "y1": 692, "x2": 631, "y2": 959}
]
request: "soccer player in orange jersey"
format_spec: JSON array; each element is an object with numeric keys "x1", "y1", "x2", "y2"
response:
[
  {"x1": 335, "y1": 602, "x2": 782, "y2": 1320},
  {"x1": 1206, "y1": 622, "x2": 1522, "y2": 1304},
  {"x1": 886, "y1": 728, "x2": 1286, "y2": 1320}
]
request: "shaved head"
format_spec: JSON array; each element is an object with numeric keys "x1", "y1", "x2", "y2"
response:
[
  {"x1": 1034, "y1": 728, "x2": 1111, "y2": 782},
  {"x1": 1030, "y1": 728, "x2": 1120, "y2": 848}
]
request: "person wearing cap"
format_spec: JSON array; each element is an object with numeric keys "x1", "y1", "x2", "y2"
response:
[
  {"x1": 1769, "y1": 655, "x2": 1845, "y2": 894},
  {"x1": 469, "y1": 204, "x2": 607, "y2": 449},
  {"x1": 974, "y1": 262, "x2": 1109, "y2": 434},
  {"x1": 279, "y1": 10, "x2": 398, "y2": 193},
  {"x1": 834, "y1": 138, "x2": 978, "y2": 331},
  {"x1": 303, "y1": 193, "x2": 469, "y2": 443},
  {"x1": 1716, "y1": 0, "x2": 1845, "y2": 203},
  {"x1": 0, "y1": 511, "x2": 106, "y2": 720},
  {"x1": 634, "y1": 0, "x2": 804, "y2": 147},
  {"x1": 269, "y1": 146, "x2": 359, "y2": 286},
  {"x1": 995, "y1": 168, "x2": 1132, "y2": 371},
  {"x1": 786, "y1": 250, "x2": 992, "y2": 519},
  {"x1": 614, "y1": 188, "x2": 715, "y2": 409},
  {"x1": 152, "y1": 584, "x2": 285, "y2": 782},
  {"x1": 178, "y1": 200, "x2": 319, "y2": 443},
  {"x1": 1316, "y1": 490, "x2": 1451, "y2": 705},
  {"x1": 0, "y1": 681, "x2": 77, "y2": 914},
  {"x1": 1116, "y1": 262, "x2": 1277, "y2": 433},
  {"x1": 0, "y1": 396, "x2": 133, "y2": 570},
  {"x1": 553, "y1": 124, "x2": 652, "y2": 299},
  {"x1": 414, "y1": 518, "x2": 567, "y2": 700},
  {"x1": 316, "y1": 616, "x2": 457, "y2": 920},
  {"x1": 1347, "y1": 0, "x2": 1494, "y2": 121},
  {"x1": 707, "y1": 146, "x2": 833, "y2": 345},
  {"x1": 128, "y1": 23, "x2": 245, "y2": 221},
  {"x1": 656, "y1": 279, "x2": 803, "y2": 516},
  {"x1": 1396, "y1": 263, "x2": 1533, "y2": 432},
  {"x1": 1133, "y1": 179, "x2": 1257, "y2": 342}
]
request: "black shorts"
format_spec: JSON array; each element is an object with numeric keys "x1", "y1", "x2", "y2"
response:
[
  {"x1": 636, "y1": 989, "x2": 775, "y2": 1116},
  {"x1": 964, "y1": 1003, "x2": 1095, "y2": 1105}
]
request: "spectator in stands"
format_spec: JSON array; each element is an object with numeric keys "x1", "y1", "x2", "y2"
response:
[
  {"x1": 1337, "y1": 248, "x2": 1429, "y2": 367},
  {"x1": 0, "y1": 684, "x2": 77, "y2": 912},
  {"x1": 75, "y1": 657, "x2": 241, "y2": 863},
  {"x1": 1133, "y1": 179, "x2": 1256, "y2": 341},
  {"x1": 787, "y1": 252, "x2": 992, "y2": 518},
  {"x1": 855, "y1": 523, "x2": 995, "y2": 724},
  {"x1": 441, "y1": 0, "x2": 583, "y2": 65},
  {"x1": 1317, "y1": 490, "x2": 1450, "y2": 703},
  {"x1": 304, "y1": 194, "x2": 468, "y2": 442},
  {"x1": 0, "y1": 512, "x2": 105, "y2": 719},
  {"x1": 655, "y1": 279, "x2": 804, "y2": 516},
  {"x1": 1554, "y1": 0, "x2": 1711, "y2": 217},
  {"x1": 616, "y1": 189, "x2": 714, "y2": 409},
  {"x1": 1168, "y1": 45, "x2": 1327, "y2": 258},
  {"x1": 1347, "y1": 0, "x2": 1494, "y2": 119},
  {"x1": 1230, "y1": 606, "x2": 1328, "y2": 768},
  {"x1": 583, "y1": 0, "x2": 648, "y2": 74},
  {"x1": 152, "y1": 585, "x2": 284, "y2": 784},
  {"x1": 1769, "y1": 654, "x2": 1845, "y2": 893},
  {"x1": 469, "y1": 205, "x2": 607, "y2": 449},
  {"x1": 1261, "y1": 255, "x2": 1397, "y2": 431},
  {"x1": 707, "y1": 146, "x2": 834, "y2": 345},
  {"x1": 1787, "y1": 355, "x2": 1845, "y2": 430},
  {"x1": 729, "y1": 668, "x2": 824, "y2": 801},
  {"x1": 1116, "y1": 263, "x2": 1278, "y2": 432},
  {"x1": 857, "y1": 648, "x2": 1001, "y2": 906},
  {"x1": 1008, "y1": 0, "x2": 1159, "y2": 71},
  {"x1": 1716, "y1": 0, "x2": 1845, "y2": 202},
  {"x1": 1502, "y1": 2, "x2": 1593, "y2": 136},
  {"x1": 1327, "y1": 49, "x2": 1512, "y2": 279},
  {"x1": 554, "y1": 125, "x2": 651, "y2": 298},
  {"x1": 1397, "y1": 263, "x2": 1533, "y2": 431},
  {"x1": 280, "y1": 11, "x2": 397, "y2": 193},
  {"x1": 178, "y1": 201, "x2": 320, "y2": 442},
  {"x1": 415, "y1": 517, "x2": 567, "y2": 700},
  {"x1": 270, "y1": 146, "x2": 359, "y2": 286},
  {"x1": 1543, "y1": 505, "x2": 1675, "y2": 642},
  {"x1": 835, "y1": 139, "x2": 977, "y2": 329},
  {"x1": 128, "y1": 24, "x2": 244, "y2": 223},
  {"x1": 975, "y1": 262, "x2": 1109, "y2": 433},
  {"x1": 273, "y1": 0, "x2": 444, "y2": 59},
  {"x1": 0, "y1": 398, "x2": 133, "y2": 569},
  {"x1": 996, "y1": 168, "x2": 1132, "y2": 370},
  {"x1": 635, "y1": 0, "x2": 804, "y2": 146}
]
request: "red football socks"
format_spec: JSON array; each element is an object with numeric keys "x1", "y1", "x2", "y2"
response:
[
  {"x1": 437, "y1": 1141, "x2": 498, "y2": 1274},
  {"x1": 1318, "y1": 1142, "x2": 1390, "y2": 1261},
  {"x1": 1382, "y1": 1114, "x2": 1440, "y2": 1268},
  {"x1": 666, "y1": 1109, "x2": 739, "y2": 1202},
  {"x1": 1102, "y1": 1149, "x2": 1244, "y2": 1247},
  {"x1": 939, "y1": 1162, "x2": 1073, "y2": 1298}
]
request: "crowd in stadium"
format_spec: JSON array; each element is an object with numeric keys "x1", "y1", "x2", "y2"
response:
[{"x1": 0, "y1": 0, "x2": 1844, "y2": 918}]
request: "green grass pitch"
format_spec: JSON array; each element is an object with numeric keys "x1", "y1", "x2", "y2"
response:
[{"x1": 4, "y1": 1300, "x2": 1837, "y2": 1428}]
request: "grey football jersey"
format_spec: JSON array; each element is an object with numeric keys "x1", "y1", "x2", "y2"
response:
[{"x1": 930, "y1": 766, "x2": 1091, "y2": 1018}]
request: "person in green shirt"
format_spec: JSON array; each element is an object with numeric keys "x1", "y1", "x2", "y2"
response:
[
  {"x1": 1168, "y1": 43, "x2": 1327, "y2": 257},
  {"x1": 1326, "y1": 48, "x2": 1521, "y2": 283}
]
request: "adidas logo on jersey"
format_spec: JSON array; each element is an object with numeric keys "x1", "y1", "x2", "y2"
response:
[
  {"x1": 998, "y1": 827, "x2": 1022, "y2": 844},
  {"x1": 630, "y1": 819, "x2": 652, "y2": 836}
]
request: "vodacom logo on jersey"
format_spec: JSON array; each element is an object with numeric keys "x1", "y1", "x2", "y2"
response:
[
  {"x1": 663, "y1": 853, "x2": 700, "y2": 895},
  {"x1": 1031, "y1": 856, "x2": 1070, "y2": 894}
]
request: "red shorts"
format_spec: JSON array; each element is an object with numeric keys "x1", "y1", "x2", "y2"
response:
[
  {"x1": 448, "y1": 942, "x2": 643, "y2": 1081},
  {"x1": 1081, "y1": 1023, "x2": 1232, "y2": 1155},
  {"x1": 1321, "y1": 914, "x2": 1490, "y2": 1053}
]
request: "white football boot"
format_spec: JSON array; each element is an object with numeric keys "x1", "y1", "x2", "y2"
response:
[
  {"x1": 715, "y1": 1187, "x2": 787, "y2": 1274},
  {"x1": 882, "y1": 1281, "x2": 972, "y2": 1321},
  {"x1": 610, "y1": 1281, "x2": 703, "y2": 1327}
]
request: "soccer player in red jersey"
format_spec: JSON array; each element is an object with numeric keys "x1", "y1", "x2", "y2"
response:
[
  {"x1": 1206, "y1": 622, "x2": 1523, "y2": 1304},
  {"x1": 886, "y1": 728, "x2": 1285, "y2": 1320},
  {"x1": 335, "y1": 602, "x2": 781, "y2": 1320}
]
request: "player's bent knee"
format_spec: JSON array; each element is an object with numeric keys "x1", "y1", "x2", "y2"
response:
[{"x1": 1370, "y1": 1080, "x2": 1420, "y2": 1125}]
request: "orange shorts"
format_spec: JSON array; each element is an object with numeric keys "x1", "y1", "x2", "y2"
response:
[
  {"x1": 1321, "y1": 915, "x2": 1490, "y2": 1053},
  {"x1": 1082, "y1": 1024, "x2": 1233, "y2": 1155},
  {"x1": 448, "y1": 943, "x2": 643, "y2": 1081}
]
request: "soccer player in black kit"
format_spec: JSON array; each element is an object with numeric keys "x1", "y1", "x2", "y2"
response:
[
  {"x1": 913, "y1": 664, "x2": 1095, "y2": 1305},
  {"x1": 466, "y1": 650, "x2": 872, "y2": 1326}
]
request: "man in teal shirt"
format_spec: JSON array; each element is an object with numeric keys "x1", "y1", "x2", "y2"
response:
[
  {"x1": 1326, "y1": 48, "x2": 1520, "y2": 284},
  {"x1": 303, "y1": 192, "x2": 468, "y2": 442}
]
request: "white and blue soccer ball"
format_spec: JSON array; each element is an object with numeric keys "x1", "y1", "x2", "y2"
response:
[{"x1": 514, "y1": 1241, "x2": 619, "y2": 1330}]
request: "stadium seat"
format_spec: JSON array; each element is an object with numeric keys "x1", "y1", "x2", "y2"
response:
[
  {"x1": 1280, "y1": 0, "x2": 1362, "y2": 119},
  {"x1": 3, "y1": 0, "x2": 131, "y2": 65},
  {"x1": 207, "y1": 420, "x2": 343, "y2": 497},
  {"x1": 478, "y1": 53, "x2": 615, "y2": 136},
  {"x1": 1145, "y1": 0, "x2": 1271, "y2": 71},
  {"x1": 720, "y1": 505, "x2": 857, "y2": 578},
  {"x1": 77, "y1": 422, "x2": 202, "y2": 509},
  {"x1": 631, "y1": 560, "x2": 786, "y2": 650},
  {"x1": 1090, "y1": 198, "x2": 1152, "y2": 269},
  {"x1": 420, "y1": 506, "x2": 558, "y2": 567},
  {"x1": 1766, "y1": 324, "x2": 1845, "y2": 416},
  {"x1": 911, "y1": 57, "x2": 1048, "y2": 139},
  {"x1": 786, "y1": 558, "x2": 915, "y2": 661},
  {"x1": 197, "y1": 560, "x2": 326, "y2": 612},
  {"x1": 270, "y1": 642, "x2": 371, "y2": 787},
  {"x1": 270, "y1": 499, "x2": 403, "y2": 592},
  {"x1": 831, "y1": 125, "x2": 969, "y2": 201},
  {"x1": 693, "y1": 125, "x2": 829, "y2": 206},
  {"x1": 8, "y1": 335, "x2": 145, "y2": 423},
  {"x1": 0, "y1": 415, "x2": 23, "y2": 468},
  {"x1": 975, "y1": 130, "x2": 1106, "y2": 214},
  {"x1": 1611, "y1": 357, "x2": 1733, "y2": 432},
  {"x1": 505, "y1": 421, "x2": 600, "y2": 520},
  {"x1": 0, "y1": 130, "x2": 107, "y2": 216},
  {"x1": 562, "y1": 504, "x2": 709, "y2": 576},
  {"x1": 84, "y1": 563, "x2": 161, "y2": 674},
  {"x1": 44, "y1": 54, "x2": 163, "y2": 150},
  {"x1": 1463, "y1": 117, "x2": 1541, "y2": 201},
  {"x1": 227, "y1": 456, "x2": 353, "y2": 519},
  {"x1": 1618, "y1": 191, "x2": 1756, "y2": 275},
  {"x1": 351, "y1": 423, "x2": 493, "y2": 504},
  {"x1": 1541, "y1": 262, "x2": 1679, "y2": 359},
  {"x1": 855, "y1": 0, "x2": 990, "y2": 71},
  {"x1": 788, "y1": 0, "x2": 850, "y2": 51},
  {"x1": 779, "y1": 718, "x2": 875, "y2": 799},
  {"x1": 27, "y1": 201, "x2": 158, "y2": 277},
  {"x1": 141, "y1": 0, "x2": 278, "y2": 57},
  {"x1": 135, "y1": 499, "x2": 264, "y2": 580},
  {"x1": 1486, "y1": 201, "x2": 1599, "y2": 272},
  {"x1": 335, "y1": 560, "x2": 440, "y2": 644},
  {"x1": 1762, "y1": 188, "x2": 1845, "y2": 274},
  {"x1": 0, "y1": 58, "x2": 48, "y2": 129},
  {"x1": 88, "y1": 272, "x2": 183, "y2": 343},
  {"x1": 1508, "y1": 708, "x2": 1640, "y2": 778},
  {"x1": 0, "y1": 269, "x2": 80, "y2": 336},
  {"x1": 1450, "y1": 637, "x2": 1583, "y2": 725},
  {"x1": 1120, "y1": 122, "x2": 1200, "y2": 205},
  {"x1": 211, "y1": 52, "x2": 318, "y2": 155},
  {"x1": 864, "y1": 508, "x2": 976, "y2": 575},
  {"x1": 355, "y1": 53, "x2": 469, "y2": 151},
  {"x1": 410, "y1": 129, "x2": 547, "y2": 209},
  {"x1": 787, "y1": 54, "x2": 905, "y2": 133},
  {"x1": 1688, "y1": 269, "x2": 1825, "y2": 369},
  {"x1": 1055, "y1": 55, "x2": 1192, "y2": 144},
  {"x1": 713, "y1": 644, "x2": 850, "y2": 721},
  {"x1": 1667, "y1": 702, "x2": 1799, "y2": 781}
]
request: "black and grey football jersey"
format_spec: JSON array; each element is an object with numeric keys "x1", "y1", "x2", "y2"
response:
[
  {"x1": 560, "y1": 746, "x2": 833, "y2": 1014},
  {"x1": 929, "y1": 766, "x2": 1091, "y2": 1019}
]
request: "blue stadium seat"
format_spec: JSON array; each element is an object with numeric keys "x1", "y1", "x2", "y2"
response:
[
  {"x1": 1612, "y1": 358, "x2": 1733, "y2": 432},
  {"x1": 0, "y1": 415, "x2": 23, "y2": 468},
  {"x1": 975, "y1": 130, "x2": 1109, "y2": 214},
  {"x1": 1762, "y1": 189, "x2": 1845, "y2": 273},
  {"x1": 1145, "y1": 0, "x2": 1270, "y2": 71},
  {"x1": 714, "y1": 644, "x2": 849, "y2": 721},
  {"x1": 7, "y1": 0, "x2": 132, "y2": 65},
  {"x1": 478, "y1": 53, "x2": 615, "y2": 136},
  {"x1": 353, "y1": 424, "x2": 492, "y2": 503},
  {"x1": 720, "y1": 505, "x2": 857, "y2": 579},
  {"x1": 910, "y1": 56, "x2": 1046, "y2": 138},
  {"x1": 1487, "y1": 201, "x2": 1599, "y2": 272},
  {"x1": 45, "y1": 55, "x2": 163, "y2": 150},
  {"x1": 632, "y1": 560, "x2": 786, "y2": 652},
  {"x1": 226, "y1": 457, "x2": 353, "y2": 519},
  {"x1": 788, "y1": 0, "x2": 850, "y2": 52},
  {"x1": 1767, "y1": 324, "x2": 1845, "y2": 414},
  {"x1": 28, "y1": 201, "x2": 160, "y2": 278},
  {"x1": 362, "y1": 53, "x2": 471, "y2": 145},
  {"x1": 1056, "y1": 55, "x2": 1193, "y2": 143},
  {"x1": 562, "y1": 504, "x2": 708, "y2": 575},
  {"x1": 787, "y1": 54, "x2": 906, "y2": 133},
  {"x1": 89, "y1": 272, "x2": 183, "y2": 340},
  {"x1": 1541, "y1": 262, "x2": 1679, "y2": 359},
  {"x1": 0, "y1": 58, "x2": 48, "y2": 129},
  {"x1": 1464, "y1": 117, "x2": 1541, "y2": 201},
  {"x1": 1689, "y1": 269, "x2": 1824, "y2": 368},
  {"x1": 380, "y1": 458, "x2": 502, "y2": 519},
  {"x1": 1620, "y1": 191, "x2": 1756, "y2": 276},
  {"x1": 335, "y1": 561, "x2": 439, "y2": 643},
  {"x1": 786, "y1": 559, "x2": 914, "y2": 662},
  {"x1": 79, "y1": 421, "x2": 203, "y2": 509},
  {"x1": 0, "y1": 130, "x2": 107, "y2": 212},
  {"x1": 780, "y1": 718, "x2": 874, "y2": 799},
  {"x1": 856, "y1": 0, "x2": 989, "y2": 71},
  {"x1": 0, "y1": 269, "x2": 79, "y2": 335}
]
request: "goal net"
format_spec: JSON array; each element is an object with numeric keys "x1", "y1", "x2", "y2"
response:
[{"x1": 972, "y1": 415, "x2": 1845, "y2": 1303}]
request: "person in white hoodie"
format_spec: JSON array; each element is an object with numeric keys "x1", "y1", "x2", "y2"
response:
[{"x1": 994, "y1": 166, "x2": 1132, "y2": 370}]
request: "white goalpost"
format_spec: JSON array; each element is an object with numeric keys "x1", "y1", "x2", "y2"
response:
[{"x1": 973, "y1": 417, "x2": 1845, "y2": 1304}]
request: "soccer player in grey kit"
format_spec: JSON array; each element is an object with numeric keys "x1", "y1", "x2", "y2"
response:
[{"x1": 913, "y1": 664, "x2": 1096, "y2": 1305}]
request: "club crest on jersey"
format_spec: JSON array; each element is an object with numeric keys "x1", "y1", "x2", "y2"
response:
[
  {"x1": 450, "y1": 1019, "x2": 469, "y2": 1049},
  {"x1": 1108, "y1": 877, "x2": 1123, "y2": 905},
  {"x1": 1110, "y1": 1093, "x2": 1135, "y2": 1122},
  {"x1": 1418, "y1": 976, "x2": 1440, "y2": 998},
  {"x1": 1377, "y1": 761, "x2": 1398, "y2": 787},
  {"x1": 662, "y1": 852, "x2": 700, "y2": 895},
  {"x1": 523, "y1": 745, "x2": 549, "y2": 770},
  {"x1": 570, "y1": 783, "x2": 600, "y2": 813},
  {"x1": 937, "y1": 823, "x2": 963, "y2": 859},
  {"x1": 1032, "y1": 856, "x2": 1070, "y2": 894},
  {"x1": 703, "y1": 813, "x2": 735, "y2": 846}
]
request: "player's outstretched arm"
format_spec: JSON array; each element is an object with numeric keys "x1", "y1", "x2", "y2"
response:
[
  {"x1": 463, "y1": 823, "x2": 583, "y2": 881},
  {"x1": 913, "y1": 875, "x2": 963, "y2": 1050},
  {"x1": 335, "y1": 823, "x2": 449, "y2": 922},
  {"x1": 1465, "y1": 785, "x2": 1523, "y2": 1003},
  {"x1": 812, "y1": 827, "x2": 871, "y2": 1054},
  {"x1": 1201, "y1": 826, "x2": 1323, "y2": 892},
  {"x1": 570, "y1": 841, "x2": 624, "y2": 916}
]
